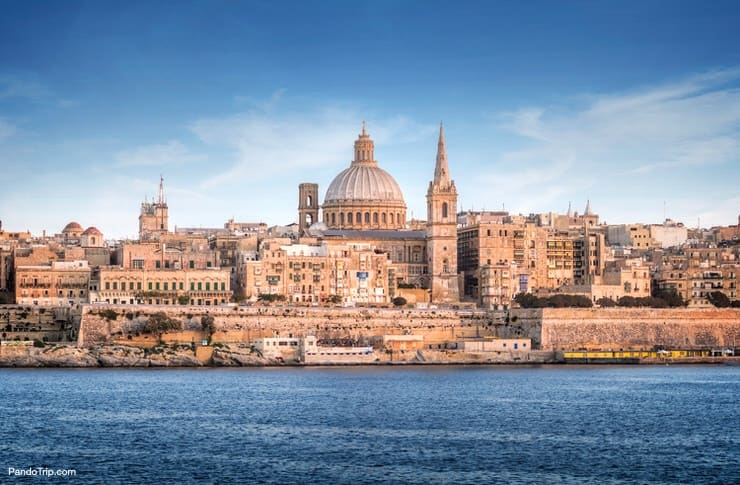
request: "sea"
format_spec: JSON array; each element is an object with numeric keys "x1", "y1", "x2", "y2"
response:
[{"x1": 1, "y1": 365, "x2": 738, "y2": 484}]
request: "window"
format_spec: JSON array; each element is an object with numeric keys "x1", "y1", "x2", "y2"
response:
[
  {"x1": 137, "y1": 282, "x2": 142, "y2": 290},
  {"x1": 221, "y1": 282, "x2": 226, "y2": 291},
  {"x1": 164, "y1": 282, "x2": 168, "y2": 291},
  {"x1": 198, "y1": 282, "x2": 202, "y2": 290},
  {"x1": 189, "y1": 260, "x2": 195, "y2": 269},
  {"x1": 155, "y1": 282, "x2": 160, "y2": 290},
  {"x1": 133, "y1": 259, "x2": 144, "y2": 269},
  {"x1": 113, "y1": 282, "x2": 118, "y2": 290},
  {"x1": 148, "y1": 282, "x2": 153, "y2": 290},
  {"x1": 365, "y1": 212, "x2": 370, "y2": 224},
  {"x1": 105, "y1": 282, "x2": 110, "y2": 290},
  {"x1": 348, "y1": 212, "x2": 353, "y2": 224},
  {"x1": 442, "y1": 202, "x2": 448, "y2": 218},
  {"x1": 373, "y1": 213, "x2": 378, "y2": 224},
  {"x1": 206, "y1": 282, "x2": 211, "y2": 291},
  {"x1": 155, "y1": 261, "x2": 161, "y2": 269}
]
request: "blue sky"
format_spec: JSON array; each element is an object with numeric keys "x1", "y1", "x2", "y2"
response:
[{"x1": 1, "y1": 0, "x2": 739, "y2": 238}]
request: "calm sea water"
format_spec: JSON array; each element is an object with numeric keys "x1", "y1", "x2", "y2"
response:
[{"x1": 1, "y1": 365, "x2": 738, "y2": 484}]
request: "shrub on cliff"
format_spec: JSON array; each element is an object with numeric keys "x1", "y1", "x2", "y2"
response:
[{"x1": 144, "y1": 312, "x2": 182, "y2": 334}]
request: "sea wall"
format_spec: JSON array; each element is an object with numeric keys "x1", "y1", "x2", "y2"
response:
[
  {"x1": 77, "y1": 305, "x2": 740, "y2": 352},
  {"x1": 78, "y1": 305, "x2": 501, "y2": 347},
  {"x1": 507, "y1": 308, "x2": 740, "y2": 351}
]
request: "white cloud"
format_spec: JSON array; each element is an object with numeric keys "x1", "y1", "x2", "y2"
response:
[
  {"x1": 190, "y1": 103, "x2": 435, "y2": 189},
  {"x1": 0, "y1": 75, "x2": 50, "y2": 100},
  {"x1": 0, "y1": 119, "x2": 16, "y2": 141},
  {"x1": 476, "y1": 69, "x2": 740, "y2": 225},
  {"x1": 115, "y1": 140, "x2": 203, "y2": 167}
]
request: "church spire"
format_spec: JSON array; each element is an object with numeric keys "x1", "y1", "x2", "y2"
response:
[
  {"x1": 585, "y1": 199, "x2": 592, "y2": 215},
  {"x1": 158, "y1": 175, "x2": 165, "y2": 205},
  {"x1": 434, "y1": 121, "x2": 450, "y2": 185}
]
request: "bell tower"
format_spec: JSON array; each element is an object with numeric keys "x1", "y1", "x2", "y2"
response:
[
  {"x1": 298, "y1": 183, "x2": 319, "y2": 232},
  {"x1": 138, "y1": 176, "x2": 169, "y2": 240},
  {"x1": 426, "y1": 123, "x2": 459, "y2": 303}
]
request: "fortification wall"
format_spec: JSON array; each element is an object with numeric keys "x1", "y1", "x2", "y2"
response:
[
  {"x1": 78, "y1": 305, "x2": 500, "y2": 347},
  {"x1": 512, "y1": 308, "x2": 739, "y2": 351},
  {"x1": 77, "y1": 305, "x2": 740, "y2": 352}
]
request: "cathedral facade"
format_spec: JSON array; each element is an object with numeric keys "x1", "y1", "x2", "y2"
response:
[{"x1": 300, "y1": 122, "x2": 460, "y2": 302}]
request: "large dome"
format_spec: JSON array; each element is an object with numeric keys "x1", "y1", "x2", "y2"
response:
[
  {"x1": 324, "y1": 164, "x2": 405, "y2": 205},
  {"x1": 322, "y1": 123, "x2": 407, "y2": 230}
]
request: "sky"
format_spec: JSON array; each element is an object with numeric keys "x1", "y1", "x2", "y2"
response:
[{"x1": 1, "y1": 0, "x2": 739, "y2": 239}]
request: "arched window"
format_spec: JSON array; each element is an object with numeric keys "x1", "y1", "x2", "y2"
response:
[
  {"x1": 331, "y1": 213, "x2": 336, "y2": 226},
  {"x1": 340, "y1": 213, "x2": 345, "y2": 226},
  {"x1": 443, "y1": 259, "x2": 449, "y2": 273},
  {"x1": 442, "y1": 202, "x2": 448, "y2": 218},
  {"x1": 305, "y1": 214, "x2": 313, "y2": 226},
  {"x1": 365, "y1": 212, "x2": 370, "y2": 224},
  {"x1": 390, "y1": 213, "x2": 395, "y2": 225},
  {"x1": 307, "y1": 195, "x2": 313, "y2": 206},
  {"x1": 373, "y1": 212, "x2": 378, "y2": 224},
  {"x1": 356, "y1": 212, "x2": 361, "y2": 224},
  {"x1": 348, "y1": 212, "x2": 353, "y2": 225},
  {"x1": 382, "y1": 213, "x2": 387, "y2": 224}
]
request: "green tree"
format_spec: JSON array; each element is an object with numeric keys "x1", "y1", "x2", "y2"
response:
[
  {"x1": 596, "y1": 297, "x2": 617, "y2": 307},
  {"x1": 707, "y1": 291, "x2": 731, "y2": 308},
  {"x1": 392, "y1": 296, "x2": 407, "y2": 307}
]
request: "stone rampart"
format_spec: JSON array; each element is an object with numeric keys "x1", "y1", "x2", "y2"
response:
[
  {"x1": 509, "y1": 308, "x2": 740, "y2": 351},
  {"x1": 77, "y1": 305, "x2": 740, "y2": 352},
  {"x1": 78, "y1": 305, "x2": 500, "y2": 347}
]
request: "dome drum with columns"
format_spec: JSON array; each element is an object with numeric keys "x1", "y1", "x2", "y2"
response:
[{"x1": 321, "y1": 123, "x2": 407, "y2": 230}]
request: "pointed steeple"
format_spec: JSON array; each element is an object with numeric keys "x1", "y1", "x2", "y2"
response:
[
  {"x1": 567, "y1": 201, "x2": 572, "y2": 217},
  {"x1": 585, "y1": 199, "x2": 592, "y2": 216},
  {"x1": 434, "y1": 121, "x2": 450, "y2": 185},
  {"x1": 158, "y1": 175, "x2": 165, "y2": 205}
]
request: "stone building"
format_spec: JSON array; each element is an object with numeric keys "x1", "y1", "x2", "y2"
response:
[
  {"x1": 321, "y1": 123, "x2": 407, "y2": 230},
  {"x1": 294, "y1": 122, "x2": 462, "y2": 302},
  {"x1": 139, "y1": 176, "x2": 169, "y2": 240},
  {"x1": 92, "y1": 267, "x2": 231, "y2": 306},
  {"x1": 240, "y1": 240, "x2": 393, "y2": 305},
  {"x1": 426, "y1": 123, "x2": 459, "y2": 303},
  {"x1": 15, "y1": 260, "x2": 90, "y2": 306},
  {"x1": 654, "y1": 246, "x2": 739, "y2": 306}
]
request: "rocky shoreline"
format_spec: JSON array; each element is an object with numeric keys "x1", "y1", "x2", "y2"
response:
[
  {"x1": 0, "y1": 344, "x2": 275, "y2": 368},
  {"x1": 2, "y1": 344, "x2": 735, "y2": 368},
  {"x1": 0, "y1": 343, "x2": 560, "y2": 367}
]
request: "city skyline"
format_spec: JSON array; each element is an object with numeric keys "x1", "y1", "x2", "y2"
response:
[{"x1": 2, "y1": 1, "x2": 740, "y2": 238}]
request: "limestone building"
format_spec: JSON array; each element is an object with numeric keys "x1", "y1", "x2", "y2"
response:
[
  {"x1": 296, "y1": 123, "x2": 461, "y2": 301},
  {"x1": 139, "y1": 176, "x2": 169, "y2": 240},
  {"x1": 321, "y1": 123, "x2": 407, "y2": 231},
  {"x1": 426, "y1": 123, "x2": 460, "y2": 303}
]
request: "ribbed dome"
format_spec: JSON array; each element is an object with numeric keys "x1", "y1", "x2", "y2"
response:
[
  {"x1": 63, "y1": 222, "x2": 83, "y2": 233},
  {"x1": 83, "y1": 226, "x2": 102, "y2": 236},
  {"x1": 324, "y1": 164, "x2": 405, "y2": 205}
]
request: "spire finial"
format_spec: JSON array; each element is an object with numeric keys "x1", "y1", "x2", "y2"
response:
[
  {"x1": 361, "y1": 120, "x2": 367, "y2": 136},
  {"x1": 433, "y1": 121, "x2": 450, "y2": 185},
  {"x1": 158, "y1": 175, "x2": 165, "y2": 205}
]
